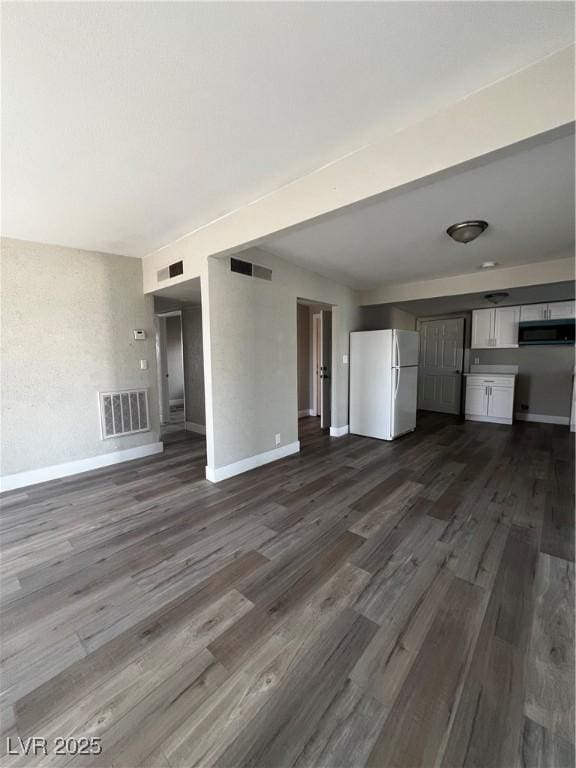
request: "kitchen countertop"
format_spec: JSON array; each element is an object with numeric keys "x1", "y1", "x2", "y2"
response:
[
  {"x1": 468, "y1": 364, "x2": 519, "y2": 375},
  {"x1": 464, "y1": 372, "x2": 516, "y2": 377}
]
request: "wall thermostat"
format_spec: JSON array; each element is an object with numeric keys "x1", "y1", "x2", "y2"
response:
[{"x1": 133, "y1": 329, "x2": 146, "y2": 340}]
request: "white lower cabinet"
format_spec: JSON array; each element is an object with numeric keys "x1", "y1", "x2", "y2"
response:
[
  {"x1": 465, "y1": 375, "x2": 515, "y2": 424},
  {"x1": 465, "y1": 382, "x2": 488, "y2": 417}
]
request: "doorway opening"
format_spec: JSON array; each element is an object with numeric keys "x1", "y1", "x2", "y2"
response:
[
  {"x1": 297, "y1": 299, "x2": 332, "y2": 435},
  {"x1": 153, "y1": 278, "x2": 206, "y2": 444},
  {"x1": 417, "y1": 315, "x2": 466, "y2": 415},
  {"x1": 155, "y1": 311, "x2": 185, "y2": 430}
]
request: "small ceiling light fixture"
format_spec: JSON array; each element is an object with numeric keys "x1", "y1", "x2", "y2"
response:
[
  {"x1": 446, "y1": 220, "x2": 488, "y2": 244},
  {"x1": 479, "y1": 261, "x2": 498, "y2": 269},
  {"x1": 484, "y1": 292, "x2": 509, "y2": 305}
]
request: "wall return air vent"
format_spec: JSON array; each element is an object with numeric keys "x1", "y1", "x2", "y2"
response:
[
  {"x1": 157, "y1": 260, "x2": 184, "y2": 282},
  {"x1": 230, "y1": 257, "x2": 272, "y2": 281},
  {"x1": 99, "y1": 389, "x2": 150, "y2": 439}
]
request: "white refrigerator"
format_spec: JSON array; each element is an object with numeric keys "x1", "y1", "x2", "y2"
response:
[{"x1": 350, "y1": 329, "x2": 419, "y2": 440}]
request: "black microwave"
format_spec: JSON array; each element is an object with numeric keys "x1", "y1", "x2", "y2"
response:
[{"x1": 518, "y1": 319, "x2": 575, "y2": 346}]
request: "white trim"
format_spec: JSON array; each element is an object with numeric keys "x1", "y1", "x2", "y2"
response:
[
  {"x1": 330, "y1": 424, "x2": 349, "y2": 437},
  {"x1": 515, "y1": 413, "x2": 570, "y2": 425},
  {"x1": 0, "y1": 442, "x2": 164, "y2": 493},
  {"x1": 205, "y1": 441, "x2": 300, "y2": 483},
  {"x1": 185, "y1": 421, "x2": 206, "y2": 434},
  {"x1": 312, "y1": 313, "x2": 321, "y2": 417},
  {"x1": 169, "y1": 398, "x2": 184, "y2": 407},
  {"x1": 298, "y1": 409, "x2": 315, "y2": 418}
]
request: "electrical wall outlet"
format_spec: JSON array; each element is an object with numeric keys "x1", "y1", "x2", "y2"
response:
[
  {"x1": 474, "y1": 357, "x2": 480, "y2": 365},
  {"x1": 275, "y1": 433, "x2": 281, "y2": 447}
]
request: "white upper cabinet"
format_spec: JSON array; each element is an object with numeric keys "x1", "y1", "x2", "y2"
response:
[
  {"x1": 520, "y1": 300, "x2": 576, "y2": 321},
  {"x1": 471, "y1": 309, "x2": 494, "y2": 349},
  {"x1": 548, "y1": 300, "x2": 575, "y2": 320},
  {"x1": 519, "y1": 303, "x2": 548, "y2": 322},
  {"x1": 471, "y1": 306, "x2": 520, "y2": 348},
  {"x1": 493, "y1": 306, "x2": 520, "y2": 348}
]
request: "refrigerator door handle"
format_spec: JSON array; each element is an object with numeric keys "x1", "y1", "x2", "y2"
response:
[
  {"x1": 394, "y1": 333, "x2": 400, "y2": 369},
  {"x1": 394, "y1": 366, "x2": 400, "y2": 400}
]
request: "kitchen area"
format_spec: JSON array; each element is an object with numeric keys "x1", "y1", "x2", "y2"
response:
[
  {"x1": 355, "y1": 286, "x2": 576, "y2": 437},
  {"x1": 465, "y1": 298, "x2": 574, "y2": 427}
]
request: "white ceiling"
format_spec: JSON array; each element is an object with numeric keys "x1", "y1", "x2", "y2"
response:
[
  {"x1": 390, "y1": 281, "x2": 575, "y2": 317},
  {"x1": 264, "y1": 133, "x2": 575, "y2": 289},
  {"x1": 3, "y1": 2, "x2": 574, "y2": 257}
]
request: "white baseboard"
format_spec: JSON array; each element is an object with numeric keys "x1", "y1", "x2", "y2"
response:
[
  {"x1": 0, "y1": 442, "x2": 164, "y2": 493},
  {"x1": 185, "y1": 421, "x2": 206, "y2": 434},
  {"x1": 330, "y1": 424, "x2": 349, "y2": 437},
  {"x1": 298, "y1": 409, "x2": 316, "y2": 418},
  {"x1": 515, "y1": 413, "x2": 570, "y2": 425},
  {"x1": 206, "y1": 441, "x2": 300, "y2": 483}
]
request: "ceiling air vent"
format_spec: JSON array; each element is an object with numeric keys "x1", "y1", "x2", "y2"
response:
[{"x1": 230, "y1": 257, "x2": 272, "y2": 281}]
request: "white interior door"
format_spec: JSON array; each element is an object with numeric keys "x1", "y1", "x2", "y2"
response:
[
  {"x1": 418, "y1": 317, "x2": 465, "y2": 414},
  {"x1": 320, "y1": 310, "x2": 332, "y2": 429},
  {"x1": 312, "y1": 313, "x2": 321, "y2": 416}
]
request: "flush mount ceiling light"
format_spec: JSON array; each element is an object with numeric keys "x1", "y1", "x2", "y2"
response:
[
  {"x1": 484, "y1": 292, "x2": 509, "y2": 305},
  {"x1": 479, "y1": 261, "x2": 498, "y2": 269},
  {"x1": 446, "y1": 220, "x2": 488, "y2": 244}
]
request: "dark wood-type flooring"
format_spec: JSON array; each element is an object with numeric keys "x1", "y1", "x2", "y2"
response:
[{"x1": 1, "y1": 413, "x2": 574, "y2": 767}]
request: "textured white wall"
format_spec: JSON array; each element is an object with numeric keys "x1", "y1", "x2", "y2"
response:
[
  {"x1": 205, "y1": 248, "x2": 360, "y2": 469},
  {"x1": 475, "y1": 346, "x2": 575, "y2": 418},
  {"x1": 1, "y1": 238, "x2": 160, "y2": 476},
  {"x1": 359, "y1": 304, "x2": 416, "y2": 331}
]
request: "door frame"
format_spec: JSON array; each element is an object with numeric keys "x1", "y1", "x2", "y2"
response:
[
  {"x1": 154, "y1": 309, "x2": 186, "y2": 426},
  {"x1": 416, "y1": 314, "x2": 467, "y2": 415},
  {"x1": 319, "y1": 309, "x2": 332, "y2": 429},
  {"x1": 297, "y1": 301, "x2": 332, "y2": 428},
  {"x1": 312, "y1": 313, "x2": 321, "y2": 416}
]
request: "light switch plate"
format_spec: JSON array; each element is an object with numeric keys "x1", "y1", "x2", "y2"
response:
[
  {"x1": 140, "y1": 359, "x2": 148, "y2": 370},
  {"x1": 343, "y1": 354, "x2": 348, "y2": 365},
  {"x1": 133, "y1": 329, "x2": 146, "y2": 340}
]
